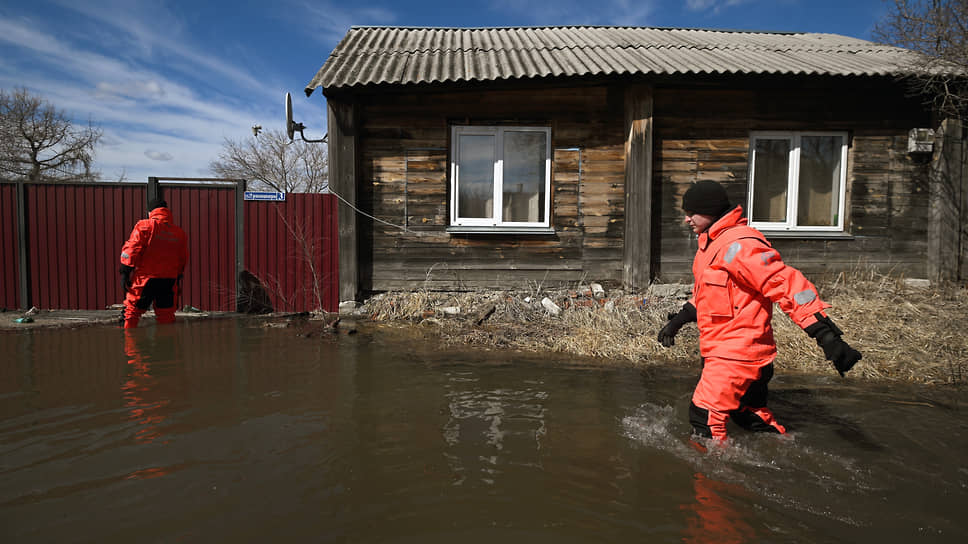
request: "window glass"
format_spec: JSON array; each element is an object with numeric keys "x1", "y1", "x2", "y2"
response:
[
  {"x1": 798, "y1": 135, "x2": 843, "y2": 227},
  {"x1": 502, "y1": 131, "x2": 547, "y2": 223},
  {"x1": 751, "y1": 138, "x2": 790, "y2": 223},
  {"x1": 457, "y1": 134, "x2": 495, "y2": 219}
]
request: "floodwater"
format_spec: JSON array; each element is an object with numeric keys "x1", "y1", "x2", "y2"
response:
[{"x1": 1, "y1": 319, "x2": 966, "y2": 543}]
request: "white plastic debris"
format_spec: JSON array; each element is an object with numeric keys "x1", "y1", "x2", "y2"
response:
[
  {"x1": 541, "y1": 297, "x2": 561, "y2": 316},
  {"x1": 590, "y1": 283, "x2": 605, "y2": 299},
  {"x1": 338, "y1": 301, "x2": 358, "y2": 315}
]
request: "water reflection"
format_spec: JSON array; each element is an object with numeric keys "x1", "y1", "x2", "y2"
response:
[
  {"x1": 442, "y1": 370, "x2": 549, "y2": 485},
  {"x1": 122, "y1": 329, "x2": 175, "y2": 445},
  {"x1": 680, "y1": 472, "x2": 756, "y2": 544}
]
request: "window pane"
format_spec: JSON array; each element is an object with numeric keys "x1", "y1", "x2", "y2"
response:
[
  {"x1": 751, "y1": 139, "x2": 790, "y2": 223},
  {"x1": 457, "y1": 134, "x2": 495, "y2": 219},
  {"x1": 798, "y1": 135, "x2": 843, "y2": 227},
  {"x1": 502, "y1": 131, "x2": 546, "y2": 223}
]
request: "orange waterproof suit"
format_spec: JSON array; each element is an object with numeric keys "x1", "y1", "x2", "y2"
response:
[
  {"x1": 688, "y1": 206, "x2": 830, "y2": 439},
  {"x1": 120, "y1": 207, "x2": 188, "y2": 328}
]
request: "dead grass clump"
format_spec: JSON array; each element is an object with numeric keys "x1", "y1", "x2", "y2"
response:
[{"x1": 355, "y1": 269, "x2": 968, "y2": 385}]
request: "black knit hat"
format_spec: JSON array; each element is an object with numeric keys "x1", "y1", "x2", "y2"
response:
[
  {"x1": 682, "y1": 181, "x2": 732, "y2": 217},
  {"x1": 147, "y1": 197, "x2": 168, "y2": 211}
]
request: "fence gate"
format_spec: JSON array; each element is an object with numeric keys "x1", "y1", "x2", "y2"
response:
[{"x1": 153, "y1": 178, "x2": 242, "y2": 312}]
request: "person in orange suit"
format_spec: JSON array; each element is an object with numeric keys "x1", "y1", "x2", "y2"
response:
[
  {"x1": 658, "y1": 181, "x2": 861, "y2": 440},
  {"x1": 119, "y1": 198, "x2": 188, "y2": 328}
]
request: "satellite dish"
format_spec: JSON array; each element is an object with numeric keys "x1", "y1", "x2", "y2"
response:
[
  {"x1": 284, "y1": 92, "x2": 327, "y2": 144},
  {"x1": 285, "y1": 92, "x2": 295, "y2": 141}
]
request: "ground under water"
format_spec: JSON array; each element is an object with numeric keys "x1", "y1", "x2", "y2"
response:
[{"x1": 1, "y1": 318, "x2": 966, "y2": 542}]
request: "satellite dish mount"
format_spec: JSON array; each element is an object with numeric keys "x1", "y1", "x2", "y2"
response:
[{"x1": 286, "y1": 92, "x2": 327, "y2": 143}]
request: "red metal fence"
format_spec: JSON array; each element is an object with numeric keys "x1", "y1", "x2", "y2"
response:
[
  {"x1": 245, "y1": 194, "x2": 339, "y2": 313},
  {"x1": 27, "y1": 183, "x2": 146, "y2": 311},
  {"x1": 0, "y1": 180, "x2": 338, "y2": 313}
]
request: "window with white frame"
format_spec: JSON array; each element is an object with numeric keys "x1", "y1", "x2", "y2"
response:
[
  {"x1": 748, "y1": 131, "x2": 848, "y2": 232},
  {"x1": 450, "y1": 126, "x2": 551, "y2": 229}
]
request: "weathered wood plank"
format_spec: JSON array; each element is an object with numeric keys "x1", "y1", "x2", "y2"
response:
[{"x1": 328, "y1": 98, "x2": 358, "y2": 301}]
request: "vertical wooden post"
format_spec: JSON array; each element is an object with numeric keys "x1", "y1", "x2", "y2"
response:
[
  {"x1": 960, "y1": 122, "x2": 968, "y2": 282},
  {"x1": 929, "y1": 119, "x2": 967, "y2": 282},
  {"x1": 623, "y1": 84, "x2": 654, "y2": 290},
  {"x1": 328, "y1": 97, "x2": 358, "y2": 302}
]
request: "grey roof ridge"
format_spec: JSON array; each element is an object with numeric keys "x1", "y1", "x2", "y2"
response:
[
  {"x1": 345, "y1": 24, "x2": 806, "y2": 35},
  {"x1": 335, "y1": 43, "x2": 906, "y2": 56}
]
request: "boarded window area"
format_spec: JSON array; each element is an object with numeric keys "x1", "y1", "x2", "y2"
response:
[{"x1": 406, "y1": 149, "x2": 447, "y2": 229}]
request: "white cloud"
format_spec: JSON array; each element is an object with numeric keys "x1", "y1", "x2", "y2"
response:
[
  {"x1": 95, "y1": 80, "x2": 166, "y2": 102},
  {"x1": 97, "y1": 126, "x2": 226, "y2": 180},
  {"x1": 685, "y1": 0, "x2": 753, "y2": 14},
  {"x1": 144, "y1": 150, "x2": 173, "y2": 161}
]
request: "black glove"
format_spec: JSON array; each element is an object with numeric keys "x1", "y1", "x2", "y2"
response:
[
  {"x1": 804, "y1": 312, "x2": 862, "y2": 377},
  {"x1": 120, "y1": 264, "x2": 134, "y2": 293},
  {"x1": 657, "y1": 302, "x2": 697, "y2": 348}
]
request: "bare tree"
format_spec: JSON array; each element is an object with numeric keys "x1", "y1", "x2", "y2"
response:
[
  {"x1": 0, "y1": 87, "x2": 102, "y2": 182},
  {"x1": 209, "y1": 128, "x2": 328, "y2": 193},
  {"x1": 873, "y1": 0, "x2": 968, "y2": 119}
]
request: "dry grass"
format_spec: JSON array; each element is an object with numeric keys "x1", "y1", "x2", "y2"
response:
[{"x1": 357, "y1": 268, "x2": 968, "y2": 385}]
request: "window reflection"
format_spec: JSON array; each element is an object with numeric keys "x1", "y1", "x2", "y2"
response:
[
  {"x1": 442, "y1": 372, "x2": 547, "y2": 486},
  {"x1": 751, "y1": 139, "x2": 790, "y2": 223},
  {"x1": 457, "y1": 134, "x2": 495, "y2": 219},
  {"x1": 798, "y1": 135, "x2": 842, "y2": 227},
  {"x1": 502, "y1": 131, "x2": 546, "y2": 223}
]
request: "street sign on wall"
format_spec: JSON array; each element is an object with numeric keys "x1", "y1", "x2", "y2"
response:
[{"x1": 244, "y1": 191, "x2": 286, "y2": 201}]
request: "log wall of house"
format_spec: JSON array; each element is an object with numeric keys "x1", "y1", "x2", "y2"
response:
[
  {"x1": 349, "y1": 75, "x2": 932, "y2": 293},
  {"x1": 651, "y1": 77, "x2": 933, "y2": 282},
  {"x1": 356, "y1": 85, "x2": 627, "y2": 291}
]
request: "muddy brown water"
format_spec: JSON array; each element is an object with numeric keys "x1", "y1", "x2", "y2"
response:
[{"x1": 1, "y1": 318, "x2": 966, "y2": 543}]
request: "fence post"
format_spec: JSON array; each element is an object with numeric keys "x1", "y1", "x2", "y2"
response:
[
  {"x1": 147, "y1": 177, "x2": 159, "y2": 206},
  {"x1": 15, "y1": 179, "x2": 29, "y2": 309},
  {"x1": 235, "y1": 179, "x2": 246, "y2": 312}
]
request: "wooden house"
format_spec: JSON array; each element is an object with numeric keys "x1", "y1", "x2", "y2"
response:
[{"x1": 306, "y1": 26, "x2": 965, "y2": 301}]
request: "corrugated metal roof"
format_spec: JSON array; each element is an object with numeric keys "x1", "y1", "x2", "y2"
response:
[{"x1": 306, "y1": 26, "x2": 927, "y2": 94}]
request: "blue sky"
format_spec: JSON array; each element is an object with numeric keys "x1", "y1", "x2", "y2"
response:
[{"x1": 0, "y1": 0, "x2": 894, "y2": 183}]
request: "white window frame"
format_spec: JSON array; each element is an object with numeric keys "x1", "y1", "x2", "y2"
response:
[
  {"x1": 747, "y1": 131, "x2": 849, "y2": 233},
  {"x1": 450, "y1": 125, "x2": 552, "y2": 229}
]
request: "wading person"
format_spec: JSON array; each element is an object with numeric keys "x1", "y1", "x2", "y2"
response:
[
  {"x1": 119, "y1": 198, "x2": 188, "y2": 328},
  {"x1": 657, "y1": 180, "x2": 861, "y2": 441}
]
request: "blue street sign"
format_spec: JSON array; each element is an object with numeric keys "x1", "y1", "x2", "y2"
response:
[{"x1": 244, "y1": 191, "x2": 286, "y2": 201}]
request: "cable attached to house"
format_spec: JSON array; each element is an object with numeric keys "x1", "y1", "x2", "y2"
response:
[{"x1": 327, "y1": 187, "x2": 430, "y2": 236}]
